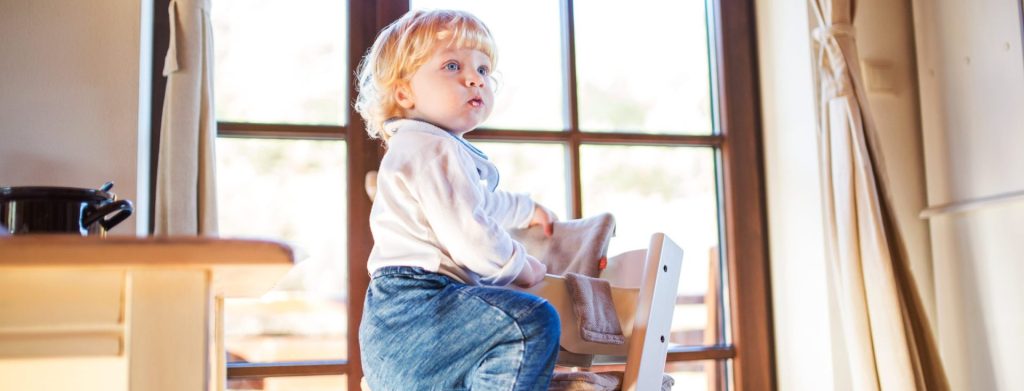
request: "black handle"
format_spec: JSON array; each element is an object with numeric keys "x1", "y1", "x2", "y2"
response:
[{"x1": 82, "y1": 200, "x2": 134, "y2": 231}]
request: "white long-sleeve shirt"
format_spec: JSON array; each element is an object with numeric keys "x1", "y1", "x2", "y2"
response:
[{"x1": 367, "y1": 119, "x2": 536, "y2": 286}]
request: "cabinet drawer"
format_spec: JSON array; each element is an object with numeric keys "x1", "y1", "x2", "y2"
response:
[{"x1": 0, "y1": 269, "x2": 125, "y2": 357}]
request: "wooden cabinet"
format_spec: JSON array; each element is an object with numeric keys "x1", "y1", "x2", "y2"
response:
[{"x1": 0, "y1": 236, "x2": 293, "y2": 391}]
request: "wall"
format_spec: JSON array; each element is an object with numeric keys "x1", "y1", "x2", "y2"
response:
[
  {"x1": 757, "y1": 0, "x2": 932, "y2": 389},
  {"x1": 755, "y1": 0, "x2": 836, "y2": 389},
  {"x1": 0, "y1": 0, "x2": 151, "y2": 386},
  {"x1": 0, "y1": 0, "x2": 151, "y2": 235},
  {"x1": 912, "y1": 0, "x2": 1024, "y2": 389}
]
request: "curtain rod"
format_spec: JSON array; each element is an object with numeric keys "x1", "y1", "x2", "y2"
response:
[{"x1": 919, "y1": 189, "x2": 1024, "y2": 219}]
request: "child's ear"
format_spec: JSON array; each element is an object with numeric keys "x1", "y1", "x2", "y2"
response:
[{"x1": 395, "y1": 84, "x2": 415, "y2": 110}]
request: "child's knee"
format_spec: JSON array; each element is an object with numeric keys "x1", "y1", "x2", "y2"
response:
[{"x1": 534, "y1": 301, "x2": 561, "y2": 343}]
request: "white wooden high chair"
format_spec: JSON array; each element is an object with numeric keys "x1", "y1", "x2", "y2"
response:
[{"x1": 518, "y1": 233, "x2": 684, "y2": 390}]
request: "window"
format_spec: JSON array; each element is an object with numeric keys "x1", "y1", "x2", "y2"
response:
[
  {"x1": 211, "y1": 0, "x2": 351, "y2": 368},
  {"x1": 153, "y1": 0, "x2": 771, "y2": 389},
  {"x1": 406, "y1": 1, "x2": 771, "y2": 388}
]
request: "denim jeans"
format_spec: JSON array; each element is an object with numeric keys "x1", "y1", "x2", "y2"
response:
[{"x1": 359, "y1": 266, "x2": 560, "y2": 391}]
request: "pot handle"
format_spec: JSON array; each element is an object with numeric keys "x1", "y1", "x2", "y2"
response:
[{"x1": 83, "y1": 200, "x2": 134, "y2": 231}]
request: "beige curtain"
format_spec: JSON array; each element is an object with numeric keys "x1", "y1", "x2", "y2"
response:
[
  {"x1": 155, "y1": 0, "x2": 218, "y2": 235},
  {"x1": 809, "y1": 0, "x2": 947, "y2": 389}
]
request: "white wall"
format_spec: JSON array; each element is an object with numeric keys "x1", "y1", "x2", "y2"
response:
[
  {"x1": 912, "y1": 0, "x2": 1024, "y2": 389},
  {"x1": 756, "y1": 1, "x2": 838, "y2": 389},
  {"x1": 0, "y1": 0, "x2": 150, "y2": 235}
]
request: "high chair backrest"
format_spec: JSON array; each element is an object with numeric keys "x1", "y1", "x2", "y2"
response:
[{"x1": 621, "y1": 233, "x2": 683, "y2": 390}]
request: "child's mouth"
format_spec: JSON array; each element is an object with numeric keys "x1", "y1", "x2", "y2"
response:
[{"x1": 468, "y1": 98, "x2": 484, "y2": 107}]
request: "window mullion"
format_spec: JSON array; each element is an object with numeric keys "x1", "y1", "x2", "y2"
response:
[
  {"x1": 468, "y1": 128, "x2": 724, "y2": 147},
  {"x1": 567, "y1": 132, "x2": 582, "y2": 219},
  {"x1": 560, "y1": 0, "x2": 579, "y2": 132},
  {"x1": 560, "y1": 0, "x2": 582, "y2": 219},
  {"x1": 344, "y1": 1, "x2": 411, "y2": 390},
  {"x1": 227, "y1": 360, "x2": 347, "y2": 379},
  {"x1": 217, "y1": 122, "x2": 346, "y2": 140}
]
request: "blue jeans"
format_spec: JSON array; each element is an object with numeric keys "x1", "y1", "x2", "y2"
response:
[{"x1": 359, "y1": 266, "x2": 560, "y2": 391}]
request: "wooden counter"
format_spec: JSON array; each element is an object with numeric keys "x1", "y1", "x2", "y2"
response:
[{"x1": 0, "y1": 236, "x2": 294, "y2": 391}]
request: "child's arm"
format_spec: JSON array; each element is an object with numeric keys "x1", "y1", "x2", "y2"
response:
[
  {"x1": 479, "y1": 189, "x2": 535, "y2": 229},
  {"x1": 512, "y1": 255, "x2": 547, "y2": 288},
  {"x1": 482, "y1": 192, "x2": 558, "y2": 237}
]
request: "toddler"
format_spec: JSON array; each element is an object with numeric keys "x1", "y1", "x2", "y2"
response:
[{"x1": 355, "y1": 9, "x2": 561, "y2": 391}]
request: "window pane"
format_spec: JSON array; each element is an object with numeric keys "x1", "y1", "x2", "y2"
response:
[
  {"x1": 476, "y1": 141, "x2": 568, "y2": 219},
  {"x1": 411, "y1": 0, "x2": 565, "y2": 130},
  {"x1": 217, "y1": 138, "x2": 348, "y2": 362},
  {"x1": 228, "y1": 375, "x2": 346, "y2": 391},
  {"x1": 575, "y1": 0, "x2": 712, "y2": 134},
  {"x1": 212, "y1": 0, "x2": 348, "y2": 126},
  {"x1": 580, "y1": 145, "x2": 719, "y2": 346},
  {"x1": 665, "y1": 360, "x2": 729, "y2": 391}
]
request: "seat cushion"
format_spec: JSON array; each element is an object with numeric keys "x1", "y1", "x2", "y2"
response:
[{"x1": 509, "y1": 213, "x2": 616, "y2": 277}]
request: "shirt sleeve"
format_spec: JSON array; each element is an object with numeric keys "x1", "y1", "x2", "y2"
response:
[
  {"x1": 410, "y1": 141, "x2": 527, "y2": 286},
  {"x1": 481, "y1": 189, "x2": 535, "y2": 230}
]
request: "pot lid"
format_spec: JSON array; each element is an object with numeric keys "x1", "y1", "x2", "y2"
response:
[{"x1": 0, "y1": 186, "x2": 114, "y2": 201}]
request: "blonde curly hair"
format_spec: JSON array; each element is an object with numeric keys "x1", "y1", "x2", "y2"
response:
[{"x1": 354, "y1": 9, "x2": 497, "y2": 143}]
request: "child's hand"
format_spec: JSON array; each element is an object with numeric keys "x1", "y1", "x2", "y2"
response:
[
  {"x1": 529, "y1": 204, "x2": 558, "y2": 237},
  {"x1": 513, "y1": 255, "x2": 547, "y2": 288}
]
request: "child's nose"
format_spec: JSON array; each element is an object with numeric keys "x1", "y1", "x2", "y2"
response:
[{"x1": 465, "y1": 72, "x2": 485, "y2": 88}]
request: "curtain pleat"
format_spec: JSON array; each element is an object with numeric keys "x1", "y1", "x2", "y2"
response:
[
  {"x1": 155, "y1": 0, "x2": 218, "y2": 236},
  {"x1": 809, "y1": 0, "x2": 947, "y2": 389}
]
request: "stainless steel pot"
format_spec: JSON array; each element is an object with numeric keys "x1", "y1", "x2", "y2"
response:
[{"x1": 0, "y1": 182, "x2": 133, "y2": 236}]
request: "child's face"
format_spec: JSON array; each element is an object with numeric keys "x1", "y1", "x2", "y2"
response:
[{"x1": 396, "y1": 46, "x2": 495, "y2": 136}]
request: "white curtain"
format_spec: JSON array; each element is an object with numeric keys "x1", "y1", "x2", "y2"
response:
[
  {"x1": 809, "y1": 0, "x2": 947, "y2": 389},
  {"x1": 155, "y1": 0, "x2": 218, "y2": 235}
]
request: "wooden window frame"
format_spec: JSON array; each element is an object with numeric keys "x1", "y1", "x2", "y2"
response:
[{"x1": 150, "y1": 0, "x2": 773, "y2": 389}]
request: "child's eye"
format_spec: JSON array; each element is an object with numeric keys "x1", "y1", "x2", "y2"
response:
[
  {"x1": 477, "y1": 66, "x2": 490, "y2": 76},
  {"x1": 444, "y1": 62, "x2": 460, "y2": 71}
]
